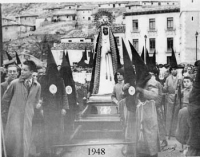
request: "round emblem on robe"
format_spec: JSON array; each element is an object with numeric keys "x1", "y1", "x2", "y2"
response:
[
  {"x1": 66, "y1": 86, "x2": 72, "y2": 94},
  {"x1": 128, "y1": 86, "x2": 135, "y2": 95},
  {"x1": 49, "y1": 84, "x2": 57, "y2": 94}
]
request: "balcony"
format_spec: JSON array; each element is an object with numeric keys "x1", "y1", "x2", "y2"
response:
[
  {"x1": 165, "y1": 27, "x2": 176, "y2": 35},
  {"x1": 148, "y1": 28, "x2": 157, "y2": 33},
  {"x1": 131, "y1": 29, "x2": 140, "y2": 33},
  {"x1": 148, "y1": 28, "x2": 157, "y2": 37}
]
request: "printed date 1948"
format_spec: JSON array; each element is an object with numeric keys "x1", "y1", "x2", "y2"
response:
[{"x1": 88, "y1": 148, "x2": 105, "y2": 155}]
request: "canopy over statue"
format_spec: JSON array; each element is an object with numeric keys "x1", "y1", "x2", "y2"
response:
[{"x1": 90, "y1": 25, "x2": 121, "y2": 95}]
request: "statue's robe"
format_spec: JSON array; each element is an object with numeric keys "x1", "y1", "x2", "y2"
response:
[{"x1": 90, "y1": 26, "x2": 121, "y2": 95}]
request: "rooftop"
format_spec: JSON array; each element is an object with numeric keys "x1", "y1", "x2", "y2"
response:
[
  {"x1": 43, "y1": 7, "x2": 63, "y2": 10},
  {"x1": 53, "y1": 10, "x2": 77, "y2": 16},
  {"x1": 2, "y1": 23, "x2": 35, "y2": 27},
  {"x1": 61, "y1": 29, "x2": 95, "y2": 39},
  {"x1": 2, "y1": 17, "x2": 16, "y2": 21},
  {"x1": 77, "y1": 6, "x2": 94, "y2": 11},
  {"x1": 124, "y1": 5, "x2": 180, "y2": 16},
  {"x1": 99, "y1": 1, "x2": 129, "y2": 5},
  {"x1": 15, "y1": 14, "x2": 39, "y2": 18},
  {"x1": 52, "y1": 42, "x2": 93, "y2": 50}
]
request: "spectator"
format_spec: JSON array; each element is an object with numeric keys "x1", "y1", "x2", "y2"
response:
[
  {"x1": 176, "y1": 60, "x2": 200, "y2": 156},
  {"x1": 1, "y1": 60, "x2": 41, "y2": 157},
  {"x1": 111, "y1": 67, "x2": 125, "y2": 112},
  {"x1": 163, "y1": 66, "x2": 182, "y2": 137},
  {"x1": 181, "y1": 76, "x2": 193, "y2": 108},
  {"x1": 1, "y1": 64, "x2": 18, "y2": 98}
]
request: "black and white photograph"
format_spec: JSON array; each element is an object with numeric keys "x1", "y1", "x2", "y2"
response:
[{"x1": 0, "y1": 0, "x2": 200, "y2": 157}]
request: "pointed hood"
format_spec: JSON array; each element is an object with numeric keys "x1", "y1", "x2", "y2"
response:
[
  {"x1": 122, "y1": 39, "x2": 136, "y2": 85},
  {"x1": 15, "y1": 51, "x2": 21, "y2": 65},
  {"x1": 141, "y1": 47, "x2": 144, "y2": 61},
  {"x1": 46, "y1": 46, "x2": 59, "y2": 78},
  {"x1": 88, "y1": 50, "x2": 94, "y2": 68},
  {"x1": 147, "y1": 50, "x2": 157, "y2": 74},
  {"x1": 84, "y1": 47, "x2": 88, "y2": 61},
  {"x1": 60, "y1": 52, "x2": 73, "y2": 84},
  {"x1": 152, "y1": 50, "x2": 156, "y2": 66},
  {"x1": 170, "y1": 47, "x2": 178, "y2": 68},
  {"x1": 60, "y1": 52, "x2": 77, "y2": 111},
  {"x1": 130, "y1": 41, "x2": 151, "y2": 88},
  {"x1": 122, "y1": 39, "x2": 137, "y2": 112},
  {"x1": 6, "y1": 51, "x2": 12, "y2": 60},
  {"x1": 146, "y1": 49, "x2": 151, "y2": 66},
  {"x1": 77, "y1": 49, "x2": 89, "y2": 68}
]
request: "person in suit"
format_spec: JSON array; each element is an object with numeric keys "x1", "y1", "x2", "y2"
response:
[{"x1": 1, "y1": 60, "x2": 41, "y2": 157}]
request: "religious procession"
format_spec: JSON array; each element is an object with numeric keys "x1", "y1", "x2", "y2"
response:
[{"x1": 1, "y1": 1, "x2": 200, "y2": 157}]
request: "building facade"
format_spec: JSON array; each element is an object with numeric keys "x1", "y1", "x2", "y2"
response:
[
  {"x1": 124, "y1": 5, "x2": 180, "y2": 64},
  {"x1": 98, "y1": 1, "x2": 129, "y2": 8},
  {"x1": 77, "y1": 7, "x2": 94, "y2": 21},
  {"x1": 2, "y1": 24, "x2": 35, "y2": 41},
  {"x1": 15, "y1": 15, "x2": 38, "y2": 26},
  {"x1": 180, "y1": 0, "x2": 200, "y2": 63},
  {"x1": 52, "y1": 10, "x2": 77, "y2": 21}
]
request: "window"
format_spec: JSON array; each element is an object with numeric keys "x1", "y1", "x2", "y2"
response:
[
  {"x1": 132, "y1": 20, "x2": 138, "y2": 31},
  {"x1": 88, "y1": 17, "x2": 91, "y2": 20},
  {"x1": 83, "y1": 17, "x2": 85, "y2": 19},
  {"x1": 158, "y1": 2, "x2": 161, "y2": 5},
  {"x1": 113, "y1": 4, "x2": 115, "y2": 8},
  {"x1": 192, "y1": 16, "x2": 194, "y2": 21},
  {"x1": 115, "y1": 37, "x2": 120, "y2": 46},
  {"x1": 129, "y1": 6, "x2": 131, "y2": 9},
  {"x1": 80, "y1": 40, "x2": 84, "y2": 42},
  {"x1": 151, "y1": 2, "x2": 153, "y2": 5},
  {"x1": 167, "y1": 17, "x2": 173, "y2": 30},
  {"x1": 69, "y1": 7, "x2": 71, "y2": 9},
  {"x1": 149, "y1": 38, "x2": 156, "y2": 51},
  {"x1": 68, "y1": 40, "x2": 72, "y2": 42},
  {"x1": 167, "y1": 38, "x2": 173, "y2": 50},
  {"x1": 133, "y1": 39, "x2": 139, "y2": 52},
  {"x1": 149, "y1": 18, "x2": 155, "y2": 30},
  {"x1": 119, "y1": 3, "x2": 121, "y2": 6}
]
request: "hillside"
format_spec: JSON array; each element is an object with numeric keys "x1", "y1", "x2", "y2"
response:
[{"x1": 2, "y1": 2, "x2": 126, "y2": 61}]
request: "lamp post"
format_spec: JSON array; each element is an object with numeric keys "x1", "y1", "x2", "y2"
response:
[
  {"x1": 144, "y1": 35, "x2": 147, "y2": 64},
  {"x1": 195, "y1": 31, "x2": 198, "y2": 61}
]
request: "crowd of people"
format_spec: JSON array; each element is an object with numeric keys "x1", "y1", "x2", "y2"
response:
[
  {"x1": 0, "y1": 52, "x2": 89, "y2": 157},
  {"x1": 111, "y1": 59, "x2": 200, "y2": 157},
  {"x1": 1, "y1": 54, "x2": 200, "y2": 157}
]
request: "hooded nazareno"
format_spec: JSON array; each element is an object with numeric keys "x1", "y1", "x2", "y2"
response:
[
  {"x1": 122, "y1": 39, "x2": 136, "y2": 112},
  {"x1": 39, "y1": 46, "x2": 68, "y2": 148},
  {"x1": 60, "y1": 52, "x2": 77, "y2": 122}
]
